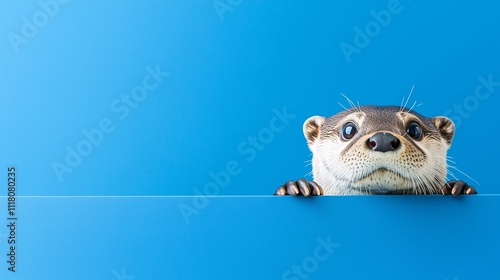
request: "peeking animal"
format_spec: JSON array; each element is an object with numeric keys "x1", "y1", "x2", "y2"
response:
[{"x1": 275, "y1": 105, "x2": 477, "y2": 196}]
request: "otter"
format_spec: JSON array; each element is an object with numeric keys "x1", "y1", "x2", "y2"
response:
[{"x1": 275, "y1": 105, "x2": 477, "y2": 196}]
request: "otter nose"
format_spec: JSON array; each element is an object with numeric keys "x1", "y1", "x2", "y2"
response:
[{"x1": 367, "y1": 132, "x2": 400, "y2": 152}]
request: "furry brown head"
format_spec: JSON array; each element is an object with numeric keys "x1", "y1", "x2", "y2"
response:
[{"x1": 304, "y1": 106, "x2": 455, "y2": 194}]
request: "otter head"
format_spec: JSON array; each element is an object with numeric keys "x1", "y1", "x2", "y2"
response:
[{"x1": 304, "y1": 106, "x2": 455, "y2": 195}]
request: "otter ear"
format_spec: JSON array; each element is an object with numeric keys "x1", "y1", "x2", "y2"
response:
[
  {"x1": 433, "y1": 116, "x2": 455, "y2": 146},
  {"x1": 303, "y1": 116, "x2": 325, "y2": 149}
]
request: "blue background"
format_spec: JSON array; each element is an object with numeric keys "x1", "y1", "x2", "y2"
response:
[
  {"x1": 1, "y1": 0, "x2": 499, "y2": 196},
  {"x1": 1, "y1": 1, "x2": 500, "y2": 280},
  {"x1": 1, "y1": 195, "x2": 499, "y2": 279}
]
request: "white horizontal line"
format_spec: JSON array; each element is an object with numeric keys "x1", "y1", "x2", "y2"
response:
[
  {"x1": 0, "y1": 195, "x2": 497, "y2": 198},
  {"x1": 0, "y1": 195, "x2": 274, "y2": 198}
]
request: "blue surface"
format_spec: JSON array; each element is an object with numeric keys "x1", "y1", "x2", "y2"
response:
[
  {"x1": 1, "y1": 1, "x2": 500, "y2": 279},
  {"x1": 0, "y1": 195, "x2": 498, "y2": 279},
  {"x1": 0, "y1": 0, "x2": 499, "y2": 196}
]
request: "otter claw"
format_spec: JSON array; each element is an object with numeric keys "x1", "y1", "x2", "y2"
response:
[
  {"x1": 274, "y1": 179, "x2": 324, "y2": 196},
  {"x1": 442, "y1": 180, "x2": 477, "y2": 196}
]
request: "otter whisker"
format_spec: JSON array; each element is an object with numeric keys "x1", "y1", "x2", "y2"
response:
[
  {"x1": 447, "y1": 170, "x2": 459, "y2": 181},
  {"x1": 400, "y1": 97, "x2": 406, "y2": 111},
  {"x1": 414, "y1": 172, "x2": 427, "y2": 194},
  {"x1": 446, "y1": 157, "x2": 460, "y2": 165},
  {"x1": 407, "y1": 100, "x2": 418, "y2": 113},
  {"x1": 304, "y1": 171, "x2": 313, "y2": 178},
  {"x1": 409, "y1": 176, "x2": 418, "y2": 194},
  {"x1": 448, "y1": 165, "x2": 480, "y2": 186},
  {"x1": 401, "y1": 85, "x2": 415, "y2": 111},
  {"x1": 425, "y1": 170, "x2": 442, "y2": 194},
  {"x1": 337, "y1": 101, "x2": 349, "y2": 111},
  {"x1": 340, "y1": 93, "x2": 360, "y2": 112},
  {"x1": 446, "y1": 158, "x2": 457, "y2": 165},
  {"x1": 416, "y1": 174, "x2": 426, "y2": 194},
  {"x1": 412, "y1": 174, "x2": 422, "y2": 194}
]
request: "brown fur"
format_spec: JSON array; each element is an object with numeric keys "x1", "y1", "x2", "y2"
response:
[{"x1": 304, "y1": 106, "x2": 454, "y2": 195}]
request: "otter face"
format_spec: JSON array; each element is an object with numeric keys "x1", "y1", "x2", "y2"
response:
[{"x1": 304, "y1": 106, "x2": 455, "y2": 195}]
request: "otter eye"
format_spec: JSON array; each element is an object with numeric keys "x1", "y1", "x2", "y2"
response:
[
  {"x1": 341, "y1": 122, "x2": 358, "y2": 140},
  {"x1": 406, "y1": 122, "x2": 423, "y2": 140}
]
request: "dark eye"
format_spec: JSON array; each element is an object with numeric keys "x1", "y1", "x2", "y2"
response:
[
  {"x1": 341, "y1": 122, "x2": 358, "y2": 140},
  {"x1": 406, "y1": 122, "x2": 423, "y2": 140}
]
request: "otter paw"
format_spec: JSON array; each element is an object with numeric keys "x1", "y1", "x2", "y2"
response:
[
  {"x1": 274, "y1": 179, "x2": 324, "y2": 196},
  {"x1": 442, "y1": 180, "x2": 477, "y2": 196}
]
